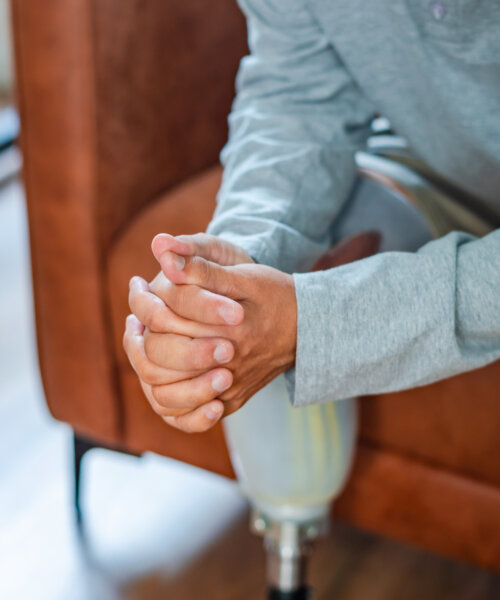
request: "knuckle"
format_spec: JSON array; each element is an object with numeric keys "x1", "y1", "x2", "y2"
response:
[
  {"x1": 193, "y1": 256, "x2": 210, "y2": 283},
  {"x1": 190, "y1": 232, "x2": 205, "y2": 247},
  {"x1": 200, "y1": 259, "x2": 211, "y2": 283},
  {"x1": 151, "y1": 385, "x2": 169, "y2": 406},
  {"x1": 140, "y1": 362, "x2": 160, "y2": 385},
  {"x1": 173, "y1": 420, "x2": 191, "y2": 434},
  {"x1": 143, "y1": 333, "x2": 164, "y2": 366},
  {"x1": 193, "y1": 232, "x2": 211, "y2": 251},
  {"x1": 143, "y1": 331, "x2": 154, "y2": 359},
  {"x1": 149, "y1": 398, "x2": 164, "y2": 416},
  {"x1": 193, "y1": 384, "x2": 214, "y2": 405},
  {"x1": 191, "y1": 341, "x2": 213, "y2": 370},
  {"x1": 146, "y1": 304, "x2": 166, "y2": 332},
  {"x1": 174, "y1": 416, "x2": 205, "y2": 434},
  {"x1": 150, "y1": 395, "x2": 181, "y2": 419},
  {"x1": 238, "y1": 337, "x2": 252, "y2": 359}
]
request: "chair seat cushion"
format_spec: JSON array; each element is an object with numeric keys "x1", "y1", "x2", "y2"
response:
[{"x1": 107, "y1": 164, "x2": 500, "y2": 486}]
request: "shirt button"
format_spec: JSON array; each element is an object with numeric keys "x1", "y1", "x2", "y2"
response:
[{"x1": 429, "y1": 2, "x2": 447, "y2": 20}]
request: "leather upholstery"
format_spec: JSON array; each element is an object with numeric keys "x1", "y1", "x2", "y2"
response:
[
  {"x1": 359, "y1": 368, "x2": 500, "y2": 487},
  {"x1": 336, "y1": 446, "x2": 500, "y2": 570},
  {"x1": 12, "y1": 0, "x2": 122, "y2": 442},
  {"x1": 91, "y1": 0, "x2": 248, "y2": 249},
  {"x1": 13, "y1": 0, "x2": 500, "y2": 573}
]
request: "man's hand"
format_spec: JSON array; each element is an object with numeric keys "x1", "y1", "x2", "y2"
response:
[
  {"x1": 123, "y1": 234, "x2": 297, "y2": 433},
  {"x1": 123, "y1": 234, "x2": 258, "y2": 433}
]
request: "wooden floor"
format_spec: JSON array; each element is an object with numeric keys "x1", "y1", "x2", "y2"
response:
[{"x1": 1, "y1": 177, "x2": 500, "y2": 599}]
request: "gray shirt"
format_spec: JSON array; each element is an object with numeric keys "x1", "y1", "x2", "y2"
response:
[{"x1": 206, "y1": 0, "x2": 500, "y2": 406}]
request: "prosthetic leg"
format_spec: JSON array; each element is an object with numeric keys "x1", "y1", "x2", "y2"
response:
[{"x1": 224, "y1": 375, "x2": 358, "y2": 598}]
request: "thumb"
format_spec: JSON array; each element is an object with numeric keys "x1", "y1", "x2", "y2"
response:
[
  {"x1": 151, "y1": 233, "x2": 253, "y2": 266},
  {"x1": 157, "y1": 252, "x2": 243, "y2": 300}
]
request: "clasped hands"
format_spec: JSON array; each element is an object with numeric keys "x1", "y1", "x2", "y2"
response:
[{"x1": 123, "y1": 233, "x2": 297, "y2": 433}]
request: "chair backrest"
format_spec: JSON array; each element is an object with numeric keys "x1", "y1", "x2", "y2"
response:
[{"x1": 12, "y1": 0, "x2": 248, "y2": 440}]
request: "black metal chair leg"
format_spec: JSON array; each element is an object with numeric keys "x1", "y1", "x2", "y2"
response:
[{"x1": 73, "y1": 433, "x2": 100, "y2": 527}]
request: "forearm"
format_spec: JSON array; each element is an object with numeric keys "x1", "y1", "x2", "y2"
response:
[
  {"x1": 207, "y1": 0, "x2": 374, "y2": 272},
  {"x1": 289, "y1": 229, "x2": 500, "y2": 406}
]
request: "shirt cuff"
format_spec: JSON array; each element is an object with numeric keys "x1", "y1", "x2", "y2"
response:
[{"x1": 289, "y1": 269, "x2": 347, "y2": 407}]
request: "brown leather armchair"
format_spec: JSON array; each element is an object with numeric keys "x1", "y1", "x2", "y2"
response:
[{"x1": 12, "y1": 0, "x2": 500, "y2": 571}]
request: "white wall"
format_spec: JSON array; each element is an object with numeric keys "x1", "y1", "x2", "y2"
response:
[{"x1": 0, "y1": 0, "x2": 12, "y2": 94}]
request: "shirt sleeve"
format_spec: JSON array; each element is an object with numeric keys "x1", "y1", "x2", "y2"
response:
[
  {"x1": 206, "y1": 0, "x2": 375, "y2": 273},
  {"x1": 291, "y1": 229, "x2": 500, "y2": 406}
]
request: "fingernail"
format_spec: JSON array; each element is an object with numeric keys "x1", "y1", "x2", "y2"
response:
[
  {"x1": 125, "y1": 314, "x2": 142, "y2": 334},
  {"x1": 172, "y1": 254, "x2": 185, "y2": 270},
  {"x1": 218, "y1": 303, "x2": 241, "y2": 325},
  {"x1": 204, "y1": 404, "x2": 223, "y2": 421},
  {"x1": 212, "y1": 372, "x2": 231, "y2": 393},
  {"x1": 214, "y1": 343, "x2": 231, "y2": 364}
]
